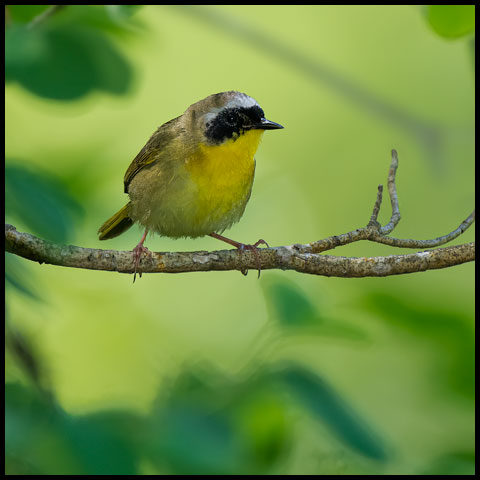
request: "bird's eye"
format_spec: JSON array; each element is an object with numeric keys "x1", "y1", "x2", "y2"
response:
[{"x1": 224, "y1": 109, "x2": 239, "y2": 126}]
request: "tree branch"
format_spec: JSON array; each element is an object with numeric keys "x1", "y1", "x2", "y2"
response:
[
  {"x1": 3, "y1": 224, "x2": 475, "y2": 277},
  {"x1": 4, "y1": 150, "x2": 475, "y2": 278}
]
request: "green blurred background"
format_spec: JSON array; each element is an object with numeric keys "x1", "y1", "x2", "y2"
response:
[{"x1": 5, "y1": 5, "x2": 475, "y2": 475}]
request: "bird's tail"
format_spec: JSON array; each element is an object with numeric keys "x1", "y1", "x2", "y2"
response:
[{"x1": 98, "y1": 203, "x2": 134, "y2": 240}]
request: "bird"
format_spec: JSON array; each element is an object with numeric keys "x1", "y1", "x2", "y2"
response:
[{"x1": 98, "y1": 91, "x2": 283, "y2": 280}]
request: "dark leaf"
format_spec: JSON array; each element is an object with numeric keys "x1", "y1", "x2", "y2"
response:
[
  {"x1": 5, "y1": 383, "x2": 80, "y2": 474},
  {"x1": 146, "y1": 366, "x2": 291, "y2": 474},
  {"x1": 5, "y1": 25, "x2": 132, "y2": 100},
  {"x1": 6, "y1": 329, "x2": 43, "y2": 387},
  {"x1": 5, "y1": 253, "x2": 40, "y2": 301},
  {"x1": 229, "y1": 385, "x2": 291, "y2": 469},
  {"x1": 6, "y1": 26, "x2": 95, "y2": 100},
  {"x1": 363, "y1": 292, "x2": 475, "y2": 399},
  {"x1": 262, "y1": 276, "x2": 367, "y2": 339},
  {"x1": 5, "y1": 383, "x2": 142, "y2": 475},
  {"x1": 5, "y1": 26, "x2": 47, "y2": 83},
  {"x1": 78, "y1": 28, "x2": 133, "y2": 95},
  {"x1": 147, "y1": 402, "x2": 245, "y2": 475},
  {"x1": 278, "y1": 364, "x2": 388, "y2": 461},
  {"x1": 61, "y1": 412, "x2": 140, "y2": 475},
  {"x1": 262, "y1": 277, "x2": 320, "y2": 327},
  {"x1": 421, "y1": 451, "x2": 475, "y2": 475},
  {"x1": 5, "y1": 163, "x2": 83, "y2": 242}
]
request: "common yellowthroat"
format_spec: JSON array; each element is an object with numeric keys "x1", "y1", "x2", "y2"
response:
[{"x1": 98, "y1": 91, "x2": 283, "y2": 279}]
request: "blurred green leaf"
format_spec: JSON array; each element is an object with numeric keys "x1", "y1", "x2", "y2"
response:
[
  {"x1": 50, "y1": 5, "x2": 143, "y2": 34},
  {"x1": 5, "y1": 24, "x2": 132, "y2": 100},
  {"x1": 147, "y1": 402, "x2": 245, "y2": 475},
  {"x1": 146, "y1": 366, "x2": 293, "y2": 474},
  {"x1": 7, "y1": 5, "x2": 143, "y2": 34},
  {"x1": 421, "y1": 451, "x2": 475, "y2": 475},
  {"x1": 364, "y1": 292, "x2": 475, "y2": 399},
  {"x1": 146, "y1": 368, "x2": 242, "y2": 474},
  {"x1": 229, "y1": 385, "x2": 291, "y2": 469},
  {"x1": 262, "y1": 276, "x2": 367, "y2": 340},
  {"x1": 4, "y1": 25, "x2": 48, "y2": 83},
  {"x1": 5, "y1": 253, "x2": 40, "y2": 301},
  {"x1": 6, "y1": 328, "x2": 43, "y2": 388},
  {"x1": 6, "y1": 26, "x2": 94, "y2": 99},
  {"x1": 426, "y1": 5, "x2": 475, "y2": 39},
  {"x1": 262, "y1": 277, "x2": 321, "y2": 327},
  {"x1": 5, "y1": 383, "x2": 143, "y2": 475},
  {"x1": 5, "y1": 383, "x2": 82, "y2": 474},
  {"x1": 5, "y1": 162, "x2": 83, "y2": 242},
  {"x1": 6, "y1": 5, "x2": 50, "y2": 24},
  {"x1": 278, "y1": 364, "x2": 388, "y2": 461},
  {"x1": 78, "y1": 28, "x2": 133, "y2": 95},
  {"x1": 105, "y1": 5, "x2": 144, "y2": 23},
  {"x1": 147, "y1": 368, "x2": 247, "y2": 474},
  {"x1": 61, "y1": 412, "x2": 140, "y2": 475}
]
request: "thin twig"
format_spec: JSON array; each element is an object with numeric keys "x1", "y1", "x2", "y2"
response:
[
  {"x1": 299, "y1": 150, "x2": 474, "y2": 254},
  {"x1": 380, "y1": 149, "x2": 401, "y2": 234},
  {"x1": 368, "y1": 185, "x2": 383, "y2": 228},
  {"x1": 369, "y1": 210, "x2": 475, "y2": 248},
  {"x1": 294, "y1": 208, "x2": 475, "y2": 254}
]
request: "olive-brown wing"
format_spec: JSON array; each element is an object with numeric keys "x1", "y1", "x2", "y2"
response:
[{"x1": 123, "y1": 117, "x2": 180, "y2": 194}]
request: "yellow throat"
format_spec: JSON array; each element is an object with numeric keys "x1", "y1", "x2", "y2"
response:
[
  {"x1": 189, "y1": 128, "x2": 263, "y2": 193},
  {"x1": 186, "y1": 129, "x2": 264, "y2": 227}
]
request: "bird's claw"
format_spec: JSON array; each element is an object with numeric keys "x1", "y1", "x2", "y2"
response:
[
  {"x1": 132, "y1": 243, "x2": 152, "y2": 283},
  {"x1": 239, "y1": 239, "x2": 269, "y2": 278}
]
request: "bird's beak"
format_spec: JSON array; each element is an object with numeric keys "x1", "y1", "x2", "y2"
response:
[{"x1": 255, "y1": 118, "x2": 284, "y2": 130}]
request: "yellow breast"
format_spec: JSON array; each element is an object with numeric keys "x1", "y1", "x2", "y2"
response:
[{"x1": 185, "y1": 129, "x2": 264, "y2": 232}]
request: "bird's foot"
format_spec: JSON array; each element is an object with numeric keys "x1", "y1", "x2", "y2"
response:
[
  {"x1": 132, "y1": 243, "x2": 152, "y2": 283},
  {"x1": 239, "y1": 239, "x2": 269, "y2": 277},
  {"x1": 209, "y1": 233, "x2": 269, "y2": 278}
]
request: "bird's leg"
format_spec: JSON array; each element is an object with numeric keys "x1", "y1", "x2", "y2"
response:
[
  {"x1": 132, "y1": 228, "x2": 151, "y2": 283},
  {"x1": 209, "y1": 232, "x2": 269, "y2": 278}
]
